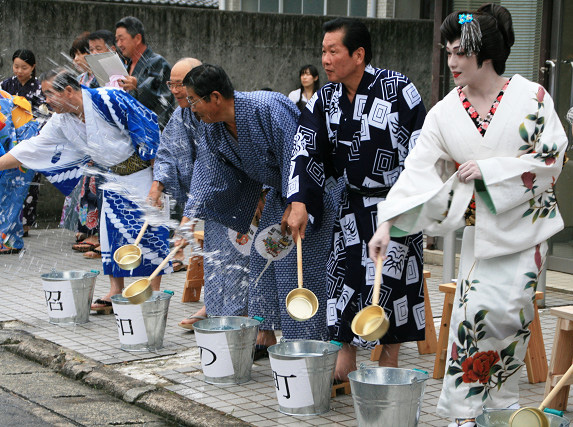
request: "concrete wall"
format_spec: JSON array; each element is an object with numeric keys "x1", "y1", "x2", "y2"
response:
[{"x1": 1, "y1": 0, "x2": 433, "y2": 220}]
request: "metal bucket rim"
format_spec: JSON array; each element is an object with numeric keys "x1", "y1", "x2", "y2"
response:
[
  {"x1": 348, "y1": 366, "x2": 429, "y2": 385},
  {"x1": 475, "y1": 408, "x2": 570, "y2": 426},
  {"x1": 193, "y1": 316, "x2": 261, "y2": 332},
  {"x1": 41, "y1": 270, "x2": 100, "y2": 281},
  {"x1": 111, "y1": 291, "x2": 172, "y2": 304},
  {"x1": 268, "y1": 340, "x2": 341, "y2": 358}
]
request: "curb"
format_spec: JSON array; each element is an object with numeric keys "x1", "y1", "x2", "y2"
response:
[{"x1": 0, "y1": 323, "x2": 251, "y2": 427}]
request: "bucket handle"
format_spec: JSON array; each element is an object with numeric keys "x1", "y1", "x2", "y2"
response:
[{"x1": 411, "y1": 368, "x2": 429, "y2": 384}]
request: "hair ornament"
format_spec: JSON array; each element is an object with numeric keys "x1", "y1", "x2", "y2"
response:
[{"x1": 458, "y1": 13, "x2": 482, "y2": 56}]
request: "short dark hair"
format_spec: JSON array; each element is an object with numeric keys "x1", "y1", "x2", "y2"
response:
[
  {"x1": 88, "y1": 29, "x2": 116, "y2": 50},
  {"x1": 323, "y1": 18, "x2": 372, "y2": 65},
  {"x1": 440, "y1": 3, "x2": 514, "y2": 75},
  {"x1": 116, "y1": 16, "x2": 146, "y2": 45},
  {"x1": 12, "y1": 49, "x2": 37, "y2": 79},
  {"x1": 40, "y1": 68, "x2": 81, "y2": 92},
  {"x1": 183, "y1": 64, "x2": 235, "y2": 100},
  {"x1": 69, "y1": 32, "x2": 90, "y2": 58}
]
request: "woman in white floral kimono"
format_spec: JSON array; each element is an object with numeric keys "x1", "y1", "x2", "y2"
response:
[{"x1": 368, "y1": 4, "x2": 568, "y2": 427}]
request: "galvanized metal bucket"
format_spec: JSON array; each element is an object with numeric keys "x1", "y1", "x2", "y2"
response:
[
  {"x1": 110, "y1": 291, "x2": 172, "y2": 351},
  {"x1": 476, "y1": 408, "x2": 570, "y2": 427},
  {"x1": 348, "y1": 366, "x2": 429, "y2": 427},
  {"x1": 41, "y1": 270, "x2": 99, "y2": 325},
  {"x1": 193, "y1": 316, "x2": 261, "y2": 384},
  {"x1": 267, "y1": 340, "x2": 340, "y2": 416}
]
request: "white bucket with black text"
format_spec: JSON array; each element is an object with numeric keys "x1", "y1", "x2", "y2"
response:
[
  {"x1": 41, "y1": 270, "x2": 99, "y2": 325},
  {"x1": 267, "y1": 340, "x2": 340, "y2": 416},
  {"x1": 193, "y1": 316, "x2": 261, "y2": 384},
  {"x1": 348, "y1": 366, "x2": 429, "y2": 426},
  {"x1": 110, "y1": 291, "x2": 172, "y2": 351}
]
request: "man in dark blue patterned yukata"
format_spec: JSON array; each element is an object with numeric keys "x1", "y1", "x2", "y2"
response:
[
  {"x1": 179, "y1": 64, "x2": 339, "y2": 350},
  {"x1": 286, "y1": 18, "x2": 427, "y2": 382}
]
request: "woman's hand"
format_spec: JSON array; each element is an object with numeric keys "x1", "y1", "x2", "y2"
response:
[
  {"x1": 457, "y1": 160, "x2": 482, "y2": 183},
  {"x1": 368, "y1": 220, "x2": 393, "y2": 262}
]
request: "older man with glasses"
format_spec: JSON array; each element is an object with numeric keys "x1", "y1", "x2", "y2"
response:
[
  {"x1": 177, "y1": 64, "x2": 340, "y2": 354},
  {"x1": 148, "y1": 58, "x2": 253, "y2": 332}
]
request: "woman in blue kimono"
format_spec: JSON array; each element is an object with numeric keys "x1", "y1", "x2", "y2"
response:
[{"x1": 0, "y1": 90, "x2": 39, "y2": 253}]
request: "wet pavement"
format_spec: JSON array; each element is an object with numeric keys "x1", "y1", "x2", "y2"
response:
[{"x1": 1, "y1": 226, "x2": 572, "y2": 426}]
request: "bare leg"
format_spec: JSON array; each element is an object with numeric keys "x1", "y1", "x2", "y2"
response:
[
  {"x1": 378, "y1": 343, "x2": 400, "y2": 367},
  {"x1": 150, "y1": 276, "x2": 161, "y2": 291},
  {"x1": 105, "y1": 276, "x2": 124, "y2": 299},
  {"x1": 334, "y1": 343, "x2": 357, "y2": 382},
  {"x1": 256, "y1": 330, "x2": 277, "y2": 347}
]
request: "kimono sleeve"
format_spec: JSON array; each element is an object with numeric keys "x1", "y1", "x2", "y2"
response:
[
  {"x1": 286, "y1": 92, "x2": 332, "y2": 224},
  {"x1": 397, "y1": 79, "x2": 427, "y2": 160},
  {"x1": 8, "y1": 115, "x2": 87, "y2": 195},
  {"x1": 377, "y1": 107, "x2": 469, "y2": 236},
  {"x1": 111, "y1": 89, "x2": 161, "y2": 161},
  {"x1": 476, "y1": 88, "x2": 567, "y2": 215},
  {"x1": 184, "y1": 132, "x2": 261, "y2": 234}
]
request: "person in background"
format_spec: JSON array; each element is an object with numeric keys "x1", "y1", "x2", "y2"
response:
[
  {"x1": 1, "y1": 49, "x2": 47, "y2": 238},
  {"x1": 88, "y1": 29, "x2": 119, "y2": 55},
  {"x1": 368, "y1": 5, "x2": 567, "y2": 426},
  {"x1": 1, "y1": 49, "x2": 45, "y2": 117},
  {"x1": 288, "y1": 64, "x2": 320, "y2": 111},
  {"x1": 115, "y1": 16, "x2": 175, "y2": 129},
  {"x1": 69, "y1": 32, "x2": 98, "y2": 89}
]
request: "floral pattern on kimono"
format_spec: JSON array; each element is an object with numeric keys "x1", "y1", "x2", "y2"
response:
[{"x1": 376, "y1": 75, "x2": 567, "y2": 417}]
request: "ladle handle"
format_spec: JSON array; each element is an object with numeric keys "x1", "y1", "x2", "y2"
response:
[
  {"x1": 133, "y1": 220, "x2": 149, "y2": 246},
  {"x1": 297, "y1": 235, "x2": 303, "y2": 289},
  {"x1": 372, "y1": 255, "x2": 383, "y2": 306},
  {"x1": 539, "y1": 363, "x2": 573, "y2": 410},
  {"x1": 148, "y1": 243, "x2": 184, "y2": 282}
]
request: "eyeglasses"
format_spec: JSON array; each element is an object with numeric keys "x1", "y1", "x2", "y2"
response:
[
  {"x1": 166, "y1": 81, "x2": 184, "y2": 89},
  {"x1": 186, "y1": 95, "x2": 207, "y2": 107}
]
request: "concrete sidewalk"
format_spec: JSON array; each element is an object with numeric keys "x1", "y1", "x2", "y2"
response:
[{"x1": 1, "y1": 227, "x2": 572, "y2": 426}]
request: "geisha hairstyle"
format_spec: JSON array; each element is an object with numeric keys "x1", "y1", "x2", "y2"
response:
[{"x1": 441, "y1": 3, "x2": 515, "y2": 75}]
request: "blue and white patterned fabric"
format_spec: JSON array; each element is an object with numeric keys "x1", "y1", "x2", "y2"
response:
[
  {"x1": 8, "y1": 87, "x2": 170, "y2": 278},
  {"x1": 154, "y1": 107, "x2": 198, "y2": 207},
  {"x1": 88, "y1": 87, "x2": 159, "y2": 161},
  {"x1": 287, "y1": 66, "x2": 427, "y2": 348},
  {"x1": 187, "y1": 90, "x2": 338, "y2": 340},
  {"x1": 0, "y1": 92, "x2": 39, "y2": 250},
  {"x1": 156, "y1": 106, "x2": 249, "y2": 315}
]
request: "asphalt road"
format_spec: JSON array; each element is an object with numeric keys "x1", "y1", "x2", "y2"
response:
[{"x1": 0, "y1": 347, "x2": 177, "y2": 426}]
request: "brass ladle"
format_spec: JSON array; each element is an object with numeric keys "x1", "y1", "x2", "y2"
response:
[
  {"x1": 351, "y1": 255, "x2": 390, "y2": 341},
  {"x1": 509, "y1": 363, "x2": 573, "y2": 426},
  {"x1": 122, "y1": 243, "x2": 184, "y2": 304},
  {"x1": 114, "y1": 220, "x2": 149, "y2": 270},
  {"x1": 285, "y1": 236, "x2": 319, "y2": 321}
]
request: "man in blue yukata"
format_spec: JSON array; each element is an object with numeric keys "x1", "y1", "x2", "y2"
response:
[
  {"x1": 179, "y1": 64, "x2": 339, "y2": 350},
  {"x1": 286, "y1": 18, "x2": 427, "y2": 382},
  {"x1": 0, "y1": 68, "x2": 171, "y2": 313},
  {"x1": 148, "y1": 58, "x2": 251, "y2": 330}
]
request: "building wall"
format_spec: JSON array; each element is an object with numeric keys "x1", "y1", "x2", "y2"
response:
[{"x1": 1, "y1": 0, "x2": 433, "y2": 219}]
